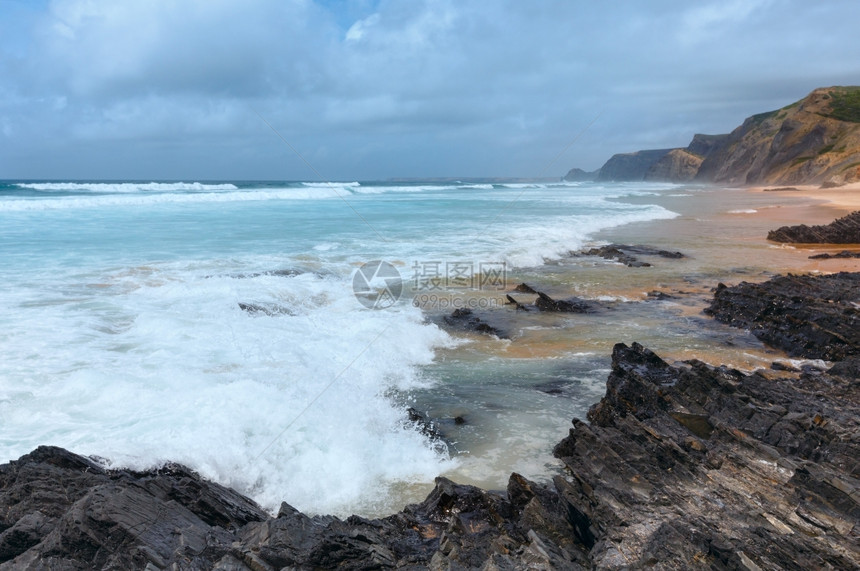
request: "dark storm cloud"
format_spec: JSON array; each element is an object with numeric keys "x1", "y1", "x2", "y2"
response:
[{"x1": 1, "y1": 0, "x2": 859, "y2": 180}]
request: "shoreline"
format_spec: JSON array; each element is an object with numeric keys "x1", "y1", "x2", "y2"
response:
[
  {"x1": 4, "y1": 267, "x2": 857, "y2": 568},
  {"x1": 1, "y1": 183, "x2": 859, "y2": 567},
  {"x1": 747, "y1": 180, "x2": 860, "y2": 213},
  {"x1": 389, "y1": 181, "x2": 860, "y2": 513}
]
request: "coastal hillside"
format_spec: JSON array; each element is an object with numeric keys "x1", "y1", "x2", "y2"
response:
[{"x1": 567, "y1": 86, "x2": 860, "y2": 185}]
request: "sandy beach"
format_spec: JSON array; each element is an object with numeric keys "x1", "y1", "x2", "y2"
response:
[
  {"x1": 750, "y1": 181, "x2": 860, "y2": 212},
  {"x1": 458, "y1": 184, "x2": 860, "y2": 368}
]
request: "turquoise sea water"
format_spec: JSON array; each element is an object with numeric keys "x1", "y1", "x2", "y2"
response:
[{"x1": 0, "y1": 179, "x2": 679, "y2": 516}]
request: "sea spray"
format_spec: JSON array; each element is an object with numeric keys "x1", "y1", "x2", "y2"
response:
[{"x1": 0, "y1": 179, "x2": 680, "y2": 515}]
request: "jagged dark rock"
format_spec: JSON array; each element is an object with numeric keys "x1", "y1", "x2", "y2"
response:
[
  {"x1": 768, "y1": 211, "x2": 860, "y2": 243},
  {"x1": 506, "y1": 284, "x2": 601, "y2": 313},
  {"x1": 441, "y1": 307, "x2": 508, "y2": 338},
  {"x1": 513, "y1": 283, "x2": 538, "y2": 294},
  {"x1": 534, "y1": 292, "x2": 595, "y2": 313},
  {"x1": 646, "y1": 290, "x2": 675, "y2": 300},
  {"x1": 0, "y1": 447, "x2": 269, "y2": 569},
  {"x1": 809, "y1": 250, "x2": 860, "y2": 259},
  {"x1": 581, "y1": 243, "x2": 685, "y2": 267},
  {"x1": 0, "y1": 447, "x2": 591, "y2": 570},
  {"x1": 705, "y1": 272, "x2": 860, "y2": 360},
  {"x1": 5, "y1": 337, "x2": 858, "y2": 569},
  {"x1": 553, "y1": 342, "x2": 860, "y2": 569},
  {"x1": 505, "y1": 294, "x2": 530, "y2": 311}
]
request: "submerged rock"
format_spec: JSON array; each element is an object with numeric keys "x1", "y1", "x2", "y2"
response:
[
  {"x1": 580, "y1": 244, "x2": 685, "y2": 267},
  {"x1": 238, "y1": 301, "x2": 295, "y2": 316},
  {"x1": 534, "y1": 291, "x2": 596, "y2": 313},
  {"x1": 506, "y1": 285, "x2": 601, "y2": 313},
  {"x1": 809, "y1": 249, "x2": 860, "y2": 259},
  {"x1": 441, "y1": 307, "x2": 508, "y2": 338}
]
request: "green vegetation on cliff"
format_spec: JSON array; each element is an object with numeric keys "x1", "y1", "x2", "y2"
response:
[{"x1": 821, "y1": 86, "x2": 860, "y2": 123}]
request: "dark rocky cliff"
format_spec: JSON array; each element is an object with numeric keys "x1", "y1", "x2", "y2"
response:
[{"x1": 594, "y1": 148, "x2": 673, "y2": 181}]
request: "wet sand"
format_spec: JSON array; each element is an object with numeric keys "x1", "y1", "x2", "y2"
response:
[
  {"x1": 490, "y1": 184, "x2": 860, "y2": 364},
  {"x1": 408, "y1": 183, "x2": 859, "y2": 505}
]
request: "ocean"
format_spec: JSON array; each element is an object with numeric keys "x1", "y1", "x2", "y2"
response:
[{"x1": 0, "y1": 179, "x2": 687, "y2": 516}]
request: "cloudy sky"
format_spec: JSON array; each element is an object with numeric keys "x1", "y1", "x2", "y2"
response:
[{"x1": 2, "y1": 0, "x2": 859, "y2": 181}]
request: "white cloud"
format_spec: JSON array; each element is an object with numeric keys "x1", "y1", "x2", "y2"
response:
[
  {"x1": 1, "y1": 0, "x2": 860, "y2": 179},
  {"x1": 679, "y1": 0, "x2": 773, "y2": 45},
  {"x1": 345, "y1": 13, "x2": 379, "y2": 42}
]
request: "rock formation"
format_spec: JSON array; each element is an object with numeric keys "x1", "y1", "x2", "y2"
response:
[
  {"x1": 643, "y1": 148, "x2": 703, "y2": 182},
  {"x1": 580, "y1": 243, "x2": 685, "y2": 267},
  {"x1": 697, "y1": 87, "x2": 860, "y2": 185},
  {"x1": 705, "y1": 272, "x2": 860, "y2": 361},
  {"x1": 505, "y1": 284, "x2": 601, "y2": 313},
  {"x1": 809, "y1": 250, "x2": 860, "y2": 259},
  {"x1": 594, "y1": 149, "x2": 673, "y2": 182},
  {"x1": 767, "y1": 210, "x2": 860, "y2": 243},
  {"x1": 561, "y1": 167, "x2": 596, "y2": 182}
]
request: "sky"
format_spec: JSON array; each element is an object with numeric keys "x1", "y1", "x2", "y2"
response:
[{"x1": 1, "y1": 0, "x2": 859, "y2": 181}]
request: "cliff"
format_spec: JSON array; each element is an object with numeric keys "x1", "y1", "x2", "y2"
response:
[
  {"x1": 696, "y1": 87, "x2": 860, "y2": 185},
  {"x1": 643, "y1": 148, "x2": 703, "y2": 182},
  {"x1": 561, "y1": 167, "x2": 596, "y2": 181},
  {"x1": 567, "y1": 87, "x2": 860, "y2": 186},
  {"x1": 594, "y1": 148, "x2": 673, "y2": 181}
]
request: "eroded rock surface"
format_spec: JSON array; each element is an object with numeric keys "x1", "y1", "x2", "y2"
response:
[
  {"x1": 705, "y1": 272, "x2": 860, "y2": 360},
  {"x1": 768, "y1": 210, "x2": 860, "y2": 244},
  {"x1": 4, "y1": 340, "x2": 859, "y2": 569}
]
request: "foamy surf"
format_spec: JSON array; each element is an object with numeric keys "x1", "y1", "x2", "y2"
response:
[
  {"x1": 0, "y1": 178, "x2": 684, "y2": 516},
  {"x1": 0, "y1": 263, "x2": 456, "y2": 516}
]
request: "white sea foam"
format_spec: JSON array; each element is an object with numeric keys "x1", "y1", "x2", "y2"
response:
[
  {"x1": 0, "y1": 179, "x2": 682, "y2": 517},
  {"x1": 301, "y1": 181, "x2": 361, "y2": 188},
  {"x1": 0, "y1": 183, "x2": 452, "y2": 211},
  {"x1": 0, "y1": 265, "x2": 456, "y2": 516},
  {"x1": 16, "y1": 181, "x2": 239, "y2": 193},
  {"x1": 0, "y1": 188, "x2": 346, "y2": 211}
]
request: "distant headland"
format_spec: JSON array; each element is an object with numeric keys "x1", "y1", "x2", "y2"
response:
[{"x1": 567, "y1": 86, "x2": 860, "y2": 187}]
